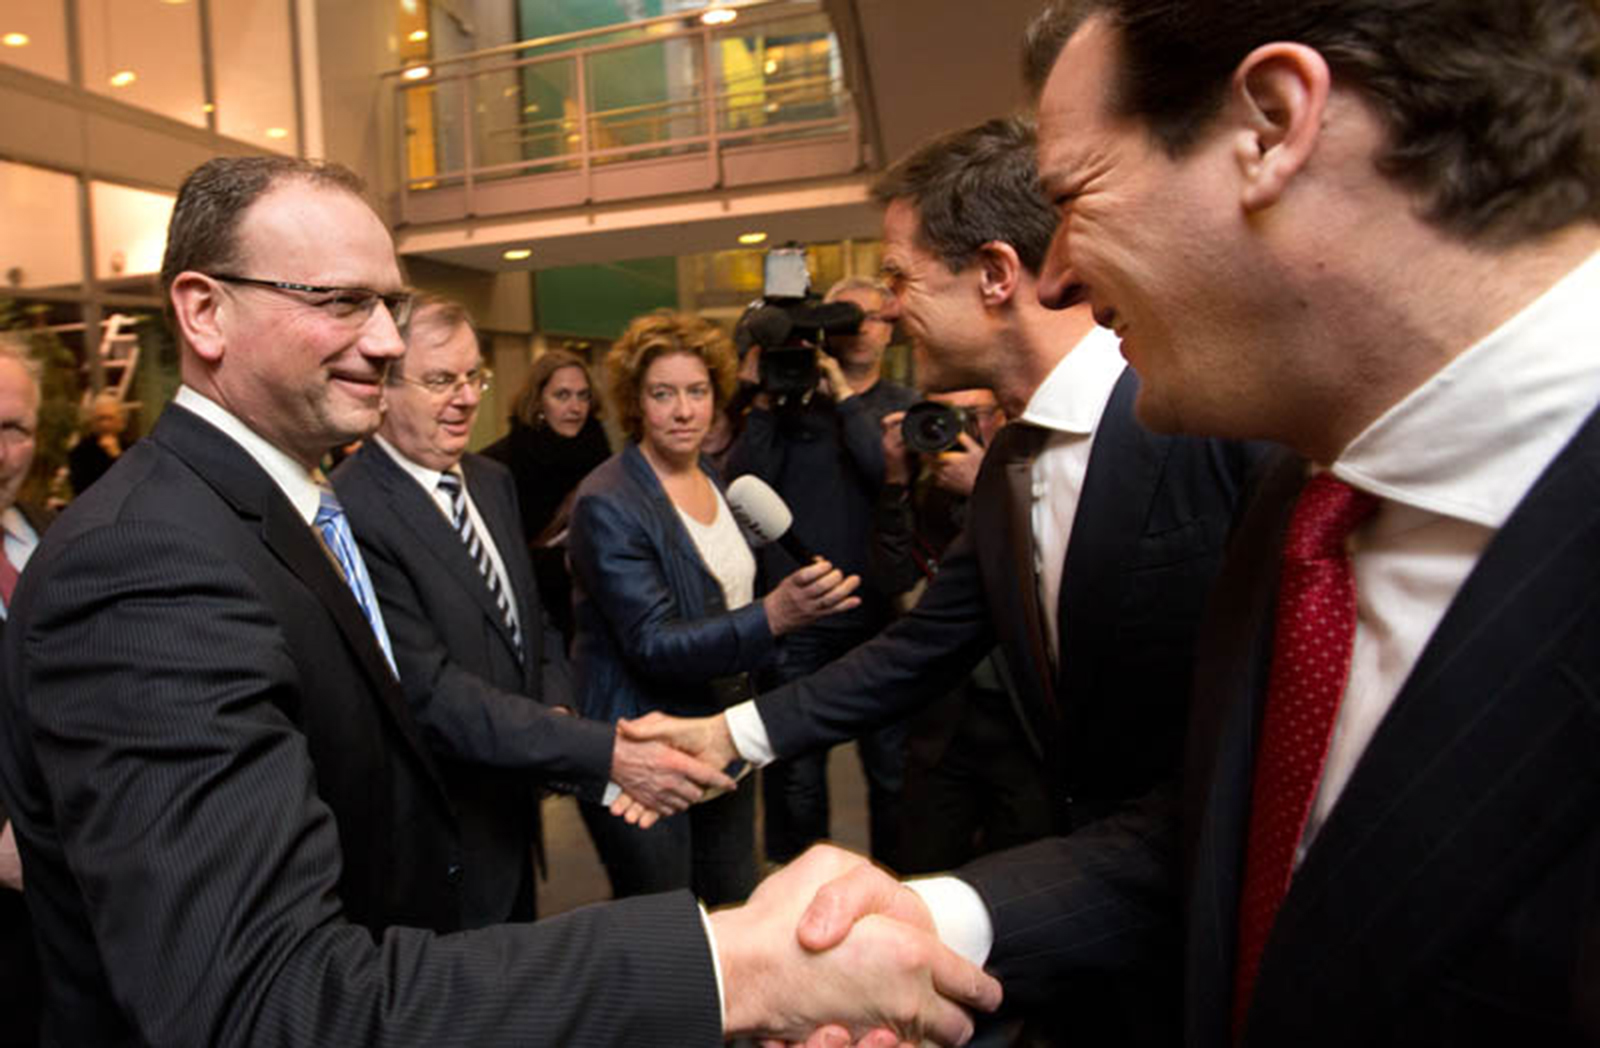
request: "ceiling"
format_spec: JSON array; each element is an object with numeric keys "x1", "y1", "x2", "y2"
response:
[{"x1": 396, "y1": 0, "x2": 1048, "y2": 273}]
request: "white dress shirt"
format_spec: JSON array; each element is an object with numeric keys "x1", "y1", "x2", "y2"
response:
[
  {"x1": 724, "y1": 325, "x2": 1125, "y2": 763},
  {"x1": 0, "y1": 506, "x2": 41, "y2": 621}
]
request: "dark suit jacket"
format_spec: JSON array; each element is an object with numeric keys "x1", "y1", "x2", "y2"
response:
[
  {"x1": 962, "y1": 412, "x2": 1600, "y2": 1046},
  {"x1": 332, "y1": 442, "x2": 615, "y2": 927},
  {"x1": 755, "y1": 369, "x2": 1259, "y2": 829},
  {"x1": 0, "y1": 404, "x2": 720, "y2": 1047}
]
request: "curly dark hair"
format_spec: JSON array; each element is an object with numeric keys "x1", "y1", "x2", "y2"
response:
[
  {"x1": 604, "y1": 310, "x2": 737, "y2": 444},
  {"x1": 1022, "y1": 0, "x2": 1600, "y2": 245}
]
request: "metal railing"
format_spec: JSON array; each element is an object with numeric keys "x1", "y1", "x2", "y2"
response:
[{"x1": 386, "y1": 1, "x2": 857, "y2": 221}]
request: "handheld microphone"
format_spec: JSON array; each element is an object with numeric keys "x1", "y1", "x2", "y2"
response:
[{"x1": 725, "y1": 475, "x2": 816, "y2": 565}]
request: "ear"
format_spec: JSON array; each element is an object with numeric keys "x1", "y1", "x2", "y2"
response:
[
  {"x1": 974, "y1": 240, "x2": 1023, "y2": 308},
  {"x1": 168, "y1": 272, "x2": 228, "y2": 364},
  {"x1": 1229, "y1": 42, "x2": 1331, "y2": 213}
]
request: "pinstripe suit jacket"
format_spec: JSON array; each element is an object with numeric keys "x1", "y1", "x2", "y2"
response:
[
  {"x1": 332, "y1": 441, "x2": 615, "y2": 926},
  {"x1": 962, "y1": 416, "x2": 1600, "y2": 1046},
  {"x1": 0, "y1": 404, "x2": 720, "y2": 1047}
]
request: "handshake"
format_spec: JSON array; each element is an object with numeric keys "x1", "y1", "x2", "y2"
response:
[{"x1": 610, "y1": 713, "x2": 1002, "y2": 1047}]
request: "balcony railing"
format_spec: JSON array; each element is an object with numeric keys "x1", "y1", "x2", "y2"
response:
[{"x1": 387, "y1": 1, "x2": 860, "y2": 226}]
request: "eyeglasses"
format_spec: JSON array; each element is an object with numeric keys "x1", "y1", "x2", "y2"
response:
[
  {"x1": 395, "y1": 367, "x2": 493, "y2": 397},
  {"x1": 208, "y1": 273, "x2": 414, "y2": 330}
]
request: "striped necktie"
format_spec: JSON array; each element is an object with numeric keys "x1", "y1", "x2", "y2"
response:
[
  {"x1": 437, "y1": 471, "x2": 523, "y2": 660},
  {"x1": 313, "y1": 486, "x2": 399, "y2": 677}
]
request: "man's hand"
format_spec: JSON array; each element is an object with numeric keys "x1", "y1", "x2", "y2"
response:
[
  {"x1": 712, "y1": 844, "x2": 1001, "y2": 1046},
  {"x1": 607, "y1": 734, "x2": 736, "y2": 825},
  {"x1": 0, "y1": 820, "x2": 23, "y2": 892},
  {"x1": 815, "y1": 352, "x2": 855, "y2": 403},
  {"x1": 619, "y1": 711, "x2": 739, "y2": 775},
  {"x1": 879, "y1": 411, "x2": 913, "y2": 486},
  {"x1": 926, "y1": 431, "x2": 986, "y2": 498},
  {"x1": 764, "y1": 558, "x2": 862, "y2": 636}
]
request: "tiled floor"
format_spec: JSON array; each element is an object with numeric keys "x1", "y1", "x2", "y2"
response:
[{"x1": 539, "y1": 741, "x2": 872, "y2": 915}]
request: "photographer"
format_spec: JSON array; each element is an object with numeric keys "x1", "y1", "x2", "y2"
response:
[
  {"x1": 872, "y1": 391, "x2": 1055, "y2": 875},
  {"x1": 725, "y1": 276, "x2": 917, "y2": 868}
]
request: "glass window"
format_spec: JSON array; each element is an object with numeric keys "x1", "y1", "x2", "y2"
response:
[
  {"x1": 0, "y1": 0, "x2": 69, "y2": 80},
  {"x1": 0, "y1": 161, "x2": 82, "y2": 292},
  {"x1": 210, "y1": 0, "x2": 298, "y2": 151},
  {"x1": 80, "y1": 0, "x2": 206, "y2": 128},
  {"x1": 90, "y1": 181, "x2": 176, "y2": 282}
]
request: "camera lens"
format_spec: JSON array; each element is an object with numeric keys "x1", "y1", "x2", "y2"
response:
[{"x1": 902, "y1": 401, "x2": 963, "y2": 454}]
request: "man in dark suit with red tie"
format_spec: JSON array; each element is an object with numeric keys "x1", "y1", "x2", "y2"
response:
[{"x1": 792, "y1": 2, "x2": 1600, "y2": 1045}]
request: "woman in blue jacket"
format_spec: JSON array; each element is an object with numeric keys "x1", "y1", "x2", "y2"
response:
[{"x1": 568, "y1": 310, "x2": 859, "y2": 904}]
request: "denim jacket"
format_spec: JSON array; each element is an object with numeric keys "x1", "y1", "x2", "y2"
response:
[{"x1": 567, "y1": 442, "x2": 777, "y2": 724}]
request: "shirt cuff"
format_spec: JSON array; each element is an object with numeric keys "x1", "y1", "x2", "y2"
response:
[
  {"x1": 724, "y1": 700, "x2": 775, "y2": 766},
  {"x1": 905, "y1": 876, "x2": 994, "y2": 967},
  {"x1": 698, "y1": 902, "x2": 729, "y2": 1032},
  {"x1": 600, "y1": 781, "x2": 621, "y2": 806}
]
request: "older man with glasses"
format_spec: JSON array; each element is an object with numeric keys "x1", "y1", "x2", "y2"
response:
[{"x1": 331, "y1": 293, "x2": 726, "y2": 928}]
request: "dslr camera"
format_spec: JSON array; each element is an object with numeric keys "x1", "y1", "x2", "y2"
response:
[
  {"x1": 734, "y1": 244, "x2": 866, "y2": 400},
  {"x1": 901, "y1": 400, "x2": 983, "y2": 454}
]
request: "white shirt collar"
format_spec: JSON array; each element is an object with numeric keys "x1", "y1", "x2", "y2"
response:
[
  {"x1": 1333, "y1": 250, "x2": 1600, "y2": 529},
  {"x1": 1017, "y1": 324, "x2": 1127, "y2": 436},
  {"x1": 173, "y1": 386, "x2": 325, "y2": 526},
  {"x1": 371, "y1": 433, "x2": 453, "y2": 494},
  {"x1": 0, "y1": 506, "x2": 34, "y2": 545}
]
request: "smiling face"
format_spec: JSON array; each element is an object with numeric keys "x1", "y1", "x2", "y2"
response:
[
  {"x1": 638, "y1": 351, "x2": 714, "y2": 464},
  {"x1": 878, "y1": 199, "x2": 993, "y2": 394},
  {"x1": 539, "y1": 364, "x2": 591, "y2": 437},
  {"x1": 1034, "y1": 16, "x2": 1257, "y2": 436},
  {"x1": 379, "y1": 313, "x2": 483, "y2": 472},
  {"x1": 203, "y1": 180, "x2": 407, "y2": 467},
  {"x1": 0, "y1": 356, "x2": 39, "y2": 512}
]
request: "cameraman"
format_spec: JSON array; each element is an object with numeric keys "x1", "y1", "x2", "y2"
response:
[
  {"x1": 872, "y1": 392, "x2": 1054, "y2": 874},
  {"x1": 725, "y1": 276, "x2": 917, "y2": 868}
]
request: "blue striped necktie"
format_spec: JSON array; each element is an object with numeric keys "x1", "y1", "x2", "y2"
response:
[
  {"x1": 437, "y1": 471, "x2": 523, "y2": 660},
  {"x1": 314, "y1": 486, "x2": 399, "y2": 677}
]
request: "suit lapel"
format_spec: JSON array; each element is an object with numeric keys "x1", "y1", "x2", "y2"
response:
[
  {"x1": 151, "y1": 407, "x2": 451, "y2": 802},
  {"x1": 1057, "y1": 371, "x2": 1168, "y2": 718},
  {"x1": 976, "y1": 421, "x2": 1058, "y2": 743},
  {"x1": 364, "y1": 443, "x2": 524, "y2": 665}
]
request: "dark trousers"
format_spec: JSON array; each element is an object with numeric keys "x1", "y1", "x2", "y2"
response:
[
  {"x1": 580, "y1": 782, "x2": 757, "y2": 906},
  {"x1": 0, "y1": 890, "x2": 40, "y2": 1048},
  {"x1": 760, "y1": 629, "x2": 907, "y2": 868},
  {"x1": 894, "y1": 673, "x2": 1054, "y2": 875}
]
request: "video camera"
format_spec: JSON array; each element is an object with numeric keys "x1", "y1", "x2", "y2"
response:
[
  {"x1": 900, "y1": 400, "x2": 984, "y2": 454},
  {"x1": 734, "y1": 244, "x2": 866, "y2": 400}
]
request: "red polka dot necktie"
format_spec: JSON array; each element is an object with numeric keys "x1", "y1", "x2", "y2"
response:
[{"x1": 1232, "y1": 472, "x2": 1379, "y2": 1035}]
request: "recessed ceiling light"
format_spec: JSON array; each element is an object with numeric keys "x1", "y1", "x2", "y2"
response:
[
  {"x1": 502, "y1": 248, "x2": 532, "y2": 261},
  {"x1": 401, "y1": 64, "x2": 432, "y2": 81},
  {"x1": 109, "y1": 70, "x2": 137, "y2": 88},
  {"x1": 2, "y1": 32, "x2": 29, "y2": 48},
  {"x1": 763, "y1": 58, "x2": 778, "y2": 75},
  {"x1": 700, "y1": 6, "x2": 737, "y2": 26},
  {"x1": 738, "y1": 232, "x2": 768, "y2": 246},
  {"x1": 265, "y1": 127, "x2": 289, "y2": 140},
  {"x1": 202, "y1": 102, "x2": 215, "y2": 113},
  {"x1": 408, "y1": 29, "x2": 429, "y2": 42}
]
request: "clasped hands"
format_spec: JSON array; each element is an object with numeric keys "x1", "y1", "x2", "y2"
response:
[{"x1": 713, "y1": 843, "x2": 1002, "y2": 1047}]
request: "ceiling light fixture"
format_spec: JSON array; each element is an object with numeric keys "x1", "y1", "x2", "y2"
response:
[
  {"x1": 408, "y1": 29, "x2": 429, "y2": 42},
  {"x1": 502, "y1": 248, "x2": 533, "y2": 262},
  {"x1": 401, "y1": 64, "x2": 432, "y2": 81},
  {"x1": 738, "y1": 232, "x2": 768, "y2": 246},
  {"x1": 265, "y1": 127, "x2": 289, "y2": 140},
  {"x1": 109, "y1": 70, "x2": 137, "y2": 88},
  {"x1": 2, "y1": 32, "x2": 29, "y2": 48},
  {"x1": 700, "y1": 5, "x2": 737, "y2": 26}
]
